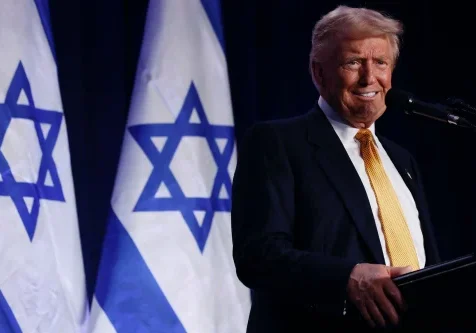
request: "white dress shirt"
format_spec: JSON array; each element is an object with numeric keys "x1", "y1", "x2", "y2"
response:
[{"x1": 318, "y1": 97, "x2": 426, "y2": 268}]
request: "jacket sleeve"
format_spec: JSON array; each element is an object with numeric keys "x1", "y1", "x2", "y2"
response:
[{"x1": 231, "y1": 122, "x2": 358, "y2": 315}]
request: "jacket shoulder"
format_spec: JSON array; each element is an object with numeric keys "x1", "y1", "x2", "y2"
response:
[{"x1": 244, "y1": 109, "x2": 315, "y2": 141}]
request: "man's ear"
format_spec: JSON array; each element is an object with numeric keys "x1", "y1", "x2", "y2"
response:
[{"x1": 311, "y1": 61, "x2": 325, "y2": 89}]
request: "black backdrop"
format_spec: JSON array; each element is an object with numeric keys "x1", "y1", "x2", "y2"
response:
[{"x1": 48, "y1": 0, "x2": 476, "y2": 300}]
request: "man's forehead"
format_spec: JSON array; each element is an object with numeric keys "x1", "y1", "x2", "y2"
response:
[{"x1": 336, "y1": 37, "x2": 392, "y2": 54}]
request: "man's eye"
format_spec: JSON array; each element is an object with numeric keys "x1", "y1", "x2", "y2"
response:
[{"x1": 344, "y1": 60, "x2": 360, "y2": 69}]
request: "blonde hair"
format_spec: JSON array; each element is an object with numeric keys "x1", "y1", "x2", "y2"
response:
[{"x1": 309, "y1": 5, "x2": 403, "y2": 79}]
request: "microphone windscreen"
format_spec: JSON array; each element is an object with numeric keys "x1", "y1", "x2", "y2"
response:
[{"x1": 385, "y1": 88, "x2": 412, "y2": 108}]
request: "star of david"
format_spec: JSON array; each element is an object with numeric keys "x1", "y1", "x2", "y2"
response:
[
  {"x1": 129, "y1": 82, "x2": 234, "y2": 252},
  {"x1": 0, "y1": 62, "x2": 64, "y2": 240}
]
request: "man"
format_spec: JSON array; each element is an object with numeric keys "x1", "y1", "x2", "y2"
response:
[{"x1": 231, "y1": 5, "x2": 440, "y2": 332}]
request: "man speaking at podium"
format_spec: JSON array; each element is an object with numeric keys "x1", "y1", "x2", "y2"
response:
[{"x1": 231, "y1": 5, "x2": 441, "y2": 332}]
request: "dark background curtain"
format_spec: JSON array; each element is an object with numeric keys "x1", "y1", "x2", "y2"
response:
[{"x1": 48, "y1": 0, "x2": 476, "y2": 300}]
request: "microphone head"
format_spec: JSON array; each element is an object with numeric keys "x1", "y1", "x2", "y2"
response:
[{"x1": 385, "y1": 88, "x2": 413, "y2": 109}]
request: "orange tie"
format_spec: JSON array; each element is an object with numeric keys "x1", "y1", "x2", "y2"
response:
[{"x1": 355, "y1": 129, "x2": 419, "y2": 271}]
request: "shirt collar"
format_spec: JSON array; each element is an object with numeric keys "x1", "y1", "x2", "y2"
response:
[{"x1": 318, "y1": 96, "x2": 378, "y2": 147}]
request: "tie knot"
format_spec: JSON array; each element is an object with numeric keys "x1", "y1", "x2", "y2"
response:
[{"x1": 355, "y1": 128, "x2": 373, "y2": 144}]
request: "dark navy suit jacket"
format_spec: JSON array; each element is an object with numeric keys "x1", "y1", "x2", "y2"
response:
[{"x1": 231, "y1": 106, "x2": 440, "y2": 332}]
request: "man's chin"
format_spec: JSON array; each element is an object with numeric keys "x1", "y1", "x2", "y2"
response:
[
  {"x1": 346, "y1": 115, "x2": 378, "y2": 129},
  {"x1": 350, "y1": 109, "x2": 385, "y2": 126}
]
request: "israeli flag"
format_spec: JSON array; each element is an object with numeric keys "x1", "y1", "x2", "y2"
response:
[
  {"x1": 0, "y1": 0, "x2": 88, "y2": 332},
  {"x1": 89, "y1": 0, "x2": 251, "y2": 332}
]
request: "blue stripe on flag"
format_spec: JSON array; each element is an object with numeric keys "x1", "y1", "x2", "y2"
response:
[
  {"x1": 33, "y1": 0, "x2": 56, "y2": 62},
  {"x1": 0, "y1": 291, "x2": 22, "y2": 333},
  {"x1": 95, "y1": 210, "x2": 186, "y2": 333},
  {"x1": 200, "y1": 0, "x2": 225, "y2": 51}
]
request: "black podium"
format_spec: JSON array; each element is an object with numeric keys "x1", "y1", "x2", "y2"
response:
[
  {"x1": 392, "y1": 253, "x2": 476, "y2": 331},
  {"x1": 345, "y1": 254, "x2": 476, "y2": 332}
]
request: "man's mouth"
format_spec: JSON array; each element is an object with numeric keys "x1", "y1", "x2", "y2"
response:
[{"x1": 353, "y1": 91, "x2": 378, "y2": 99}]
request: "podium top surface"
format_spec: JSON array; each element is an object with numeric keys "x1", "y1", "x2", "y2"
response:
[{"x1": 393, "y1": 253, "x2": 476, "y2": 287}]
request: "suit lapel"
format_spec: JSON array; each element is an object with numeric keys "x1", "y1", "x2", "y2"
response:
[
  {"x1": 377, "y1": 136, "x2": 418, "y2": 206},
  {"x1": 307, "y1": 107, "x2": 385, "y2": 264}
]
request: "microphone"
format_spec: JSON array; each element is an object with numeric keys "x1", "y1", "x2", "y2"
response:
[{"x1": 385, "y1": 88, "x2": 476, "y2": 129}]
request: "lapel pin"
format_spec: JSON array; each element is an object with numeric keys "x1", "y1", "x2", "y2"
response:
[{"x1": 406, "y1": 170, "x2": 412, "y2": 179}]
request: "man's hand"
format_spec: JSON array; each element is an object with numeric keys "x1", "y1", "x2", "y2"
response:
[{"x1": 347, "y1": 263, "x2": 412, "y2": 328}]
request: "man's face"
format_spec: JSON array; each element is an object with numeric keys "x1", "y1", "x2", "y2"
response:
[{"x1": 315, "y1": 36, "x2": 394, "y2": 128}]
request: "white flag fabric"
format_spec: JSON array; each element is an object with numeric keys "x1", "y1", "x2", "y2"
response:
[
  {"x1": 0, "y1": 0, "x2": 88, "y2": 332},
  {"x1": 89, "y1": 0, "x2": 251, "y2": 332}
]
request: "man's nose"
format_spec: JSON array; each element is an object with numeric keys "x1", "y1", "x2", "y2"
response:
[{"x1": 359, "y1": 63, "x2": 376, "y2": 86}]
